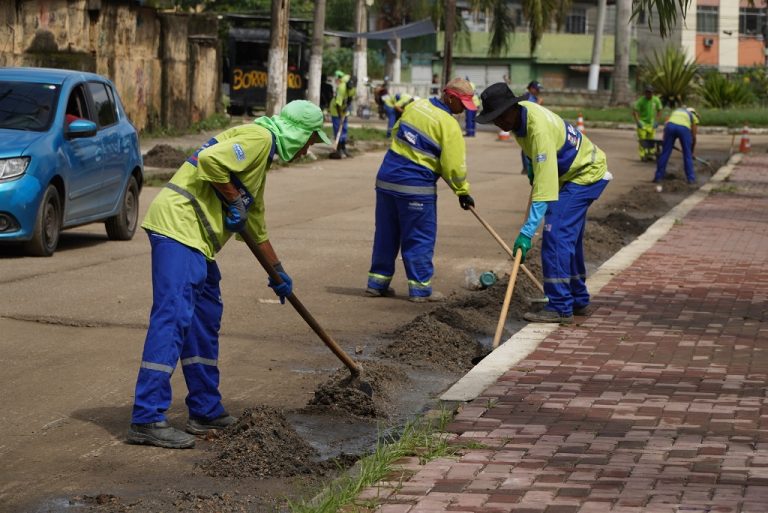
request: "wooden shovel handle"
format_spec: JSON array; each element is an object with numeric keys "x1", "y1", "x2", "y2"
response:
[
  {"x1": 240, "y1": 230, "x2": 362, "y2": 376},
  {"x1": 492, "y1": 248, "x2": 523, "y2": 349}
]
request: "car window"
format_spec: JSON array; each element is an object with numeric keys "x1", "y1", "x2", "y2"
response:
[
  {"x1": 65, "y1": 85, "x2": 90, "y2": 126},
  {"x1": 87, "y1": 82, "x2": 117, "y2": 128},
  {"x1": 0, "y1": 81, "x2": 59, "y2": 131},
  {"x1": 104, "y1": 84, "x2": 121, "y2": 121}
]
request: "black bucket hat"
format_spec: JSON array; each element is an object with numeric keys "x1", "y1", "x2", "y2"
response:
[{"x1": 476, "y1": 82, "x2": 528, "y2": 124}]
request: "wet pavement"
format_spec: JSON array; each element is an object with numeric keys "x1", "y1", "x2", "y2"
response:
[{"x1": 353, "y1": 152, "x2": 768, "y2": 512}]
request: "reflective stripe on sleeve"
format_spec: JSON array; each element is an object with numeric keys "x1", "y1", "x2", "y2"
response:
[
  {"x1": 165, "y1": 183, "x2": 222, "y2": 253},
  {"x1": 376, "y1": 179, "x2": 437, "y2": 196},
  {"x1": 141, "y1": 361, "x2": 175, "y2": 374},
  {"x1": 181, "y1": 356, "x2": 218, "y2": 367}
]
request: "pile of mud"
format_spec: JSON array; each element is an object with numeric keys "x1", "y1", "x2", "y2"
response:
[
  {"x1": 197, "y1": 406, "x2": 319, "y2": 479},
  {"x1": 143, "y1": 144, "x2": 188, "y2": 168},
  {"x1": 306, "y1": 361, "x2": 408, "y2": 418}
]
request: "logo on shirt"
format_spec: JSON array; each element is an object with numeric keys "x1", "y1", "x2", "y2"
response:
[
  {"x1": 404, "y1": 130, "x2": 418, "y2": 145},
  {"x1": 232, "y1": 143, "x2": 246, "y2": 161},
  {"x1": 535, "y1": 153, "x2": 547, "y2": 163}
]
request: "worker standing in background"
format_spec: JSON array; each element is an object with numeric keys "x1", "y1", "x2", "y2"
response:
[
  {"x1": 633, "y1": 85, "x2": 664, "y2": 161},
  {"x1": 382, "y1": 92, "x2": 398, "y2": 138},
  {"x1": 366, "y1": 78, "x2": 477, "y2": 303},
  {"x1": 393, "y1": 92, "x2": 414, "y2": 120},
  {"x1": 654, "y1": 107, "x2": 700, "y2": 185},
  {"x1": 477, "y1": 83, "x2": 612, "y2": 324},
  {"x1": 329, "y1": 70, "x2": 356, "y2": 159},
  {"x1": 127, "y1": 101, "x2": 330, "y2": 449},
  {"x1": 464, "y1": 80, "x2": 481, "y2": 137}
]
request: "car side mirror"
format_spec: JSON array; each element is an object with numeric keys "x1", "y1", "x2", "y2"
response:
[{"x1": 66, "y1": 119, "x2": 98, "y2": 139}]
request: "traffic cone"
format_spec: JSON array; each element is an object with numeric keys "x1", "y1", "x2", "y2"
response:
[
  {"x1": 739, "y1": 123, "x2": 751, "y2": 153},
  {"x1": 576, "y1": 112, "x2": 586, "y2": 134},
  {"x1": 498, "y1": 130, "x2": 511, "y2": 141}
]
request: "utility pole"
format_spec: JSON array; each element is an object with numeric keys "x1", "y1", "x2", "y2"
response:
[
  {"x1": 306, "y1": 0, "x2": 326, "y2": 105},
  {"x1": 266, "y1": 0, "x2": 289, "y2": 116},
  {"x1": 443, "y1": 0, "x2": 455, "y2": 84},
  {"x1": 588, "y1": 0, "x2": 607, "y2": 91},
  {"x1": 353, "y1": 0, "x2": 368, "y2": 109}
]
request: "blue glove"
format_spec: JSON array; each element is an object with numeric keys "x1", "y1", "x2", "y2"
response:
[
  {"x1": 268, "y1": 271, "x2": 293, "y2": 304},
  {"x1": 224, "y1": 196, "x2": 247, "y2": 232},
  {"x1": 513, "y1": 233, "x2": 532, "y2": 263}
]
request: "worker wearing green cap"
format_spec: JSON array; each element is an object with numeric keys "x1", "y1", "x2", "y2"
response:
[{"x1": 128, "y1": 100, "x2": 330, "y2": 450}]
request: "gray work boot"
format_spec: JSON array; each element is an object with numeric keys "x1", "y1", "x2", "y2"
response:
[
  {"x1": 409, "y1": 291, "x2": 446, "y2": 303},
  {"x1": 127, "y1": 421, "x2": 195, "y2": 449},
  {"x1": 523, "y1": 309, "x2": 573, "y2": 324},
  {"x1": 573, "y1": 304, "x2": 597, "y2": 317},
  {"x1": 186, "y1": 414, "x2": 237, "y2": 435},
  {"x1": 365, "y1": 286, "x2": 396, "y2": 298}
]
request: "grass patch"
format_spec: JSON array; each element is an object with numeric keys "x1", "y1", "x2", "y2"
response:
[
  {"x1": 550, "y1": 106, "x2": 768, "y2": 128},
  {"x1": 140, "y1": 113, "x2": 233, "y2": 140},
  {"x1": 348, "y1": 126, "x2": 389, "y2": 141},
  {"x1": 711, "y1": 184, "x2": 739, "y2": 194},
  {"x1": 290, "y1": 409, "x2": 472, "y2": 513}
]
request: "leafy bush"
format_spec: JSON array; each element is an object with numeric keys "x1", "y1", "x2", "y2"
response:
[
  {"x1": 638, "y1": 46, "x2": 699, "y2": 107},
  {"x1": 698, "y1": 72, "x2": 755, "y2": 108},
  {"x1": 737, "y1": 67, "x2": 768, "y2": 103}
]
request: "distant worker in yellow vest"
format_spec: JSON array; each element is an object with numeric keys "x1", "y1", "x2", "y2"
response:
[
  {"x1": 654, "y1": 107, "x2": 700, "y2": 185},
  {"x1": 633, "y1": 85, "x2": 664, "y2": 161},
  {"x1": 329, "y1": 70, "x2": 356, "y2": 159}
]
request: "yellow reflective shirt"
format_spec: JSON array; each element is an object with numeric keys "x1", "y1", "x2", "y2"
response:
[
  {"x1": 514, "y1": 101, "x2": 607, "y2": 202},
  {"x1": 141, "y1": 124, "x2": 273, "y2": 260},
  {"x1": 667, "y1": 108, "x2": 699, "y2": 129}
]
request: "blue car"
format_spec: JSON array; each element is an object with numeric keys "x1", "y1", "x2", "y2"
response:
[{"x1": 0, "y1": 67, "x2": 143, "y2": 256}]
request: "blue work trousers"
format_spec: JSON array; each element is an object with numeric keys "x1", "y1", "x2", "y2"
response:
[
  {"x1": 367, "y1": 191, "x2": 437, "y2": 298},
  {"x1": 332, "y1": 114, "x2": 349, "y2": 145},
  {"x1": 384, "y1": 105, "x2": 397, "y2": 137},
  {"x1": 655, "y1": 123, "x2": 695, "y2": 183},
  {"x1": 465, "y1": 110, "x2": 476, "y2": 137},
  {"x1": 131, "y1": 232, "x2": 226, "y2": 424},
  {"x1": 541, "y1": 179, "x2": 609, "y2": 315}
]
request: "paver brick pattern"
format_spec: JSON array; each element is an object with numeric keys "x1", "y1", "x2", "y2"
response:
[{"x1": 360, "y1": 156, "x2": 768, "y2": 513}]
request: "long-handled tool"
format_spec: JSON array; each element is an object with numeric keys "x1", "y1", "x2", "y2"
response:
[
  {"x1": 492, "y1": 248, "x2": 523, "y2": 349},
  {"x1": 673, "y1": 145, "x2": 714, "y2": 170},
  {"x1": 240, "y1": 230, "x2": 373, "y2": 397},
  {"x1": 467, "y1": 205, "x2": 545, "y2": 294},
  {"x1": 332, "y1": 112, "x2": 345, "y2": 150}
]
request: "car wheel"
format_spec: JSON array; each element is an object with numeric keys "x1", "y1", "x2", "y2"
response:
[
  {"x1": 24, "y1": 185, "x2": 61, "y2": 257},
  {"x1": 105, "y1": 176, "x2": 139, "y2": 241}
]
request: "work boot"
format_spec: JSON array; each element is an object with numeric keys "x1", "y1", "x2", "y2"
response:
[
  {"x1": 127, "y1": 421, "x2": 196, "y2": 449},
  {"x1": 573, "y1": 304, "x2": 597, "y2": 317},
  {"x1": 186, "y1": 414, "x2": 238, "y2": 435},
  {"x1": 328, "y1": 150, "x2": 342, "y2": 160},
  {"x1": 523, "y1": 308, "x2": 573, "y2": 324},
  {"x1": 340, "y1": 142, "x2": 351, "y2": 158},
  {"x1": 365, "y1": 286, "x2": 396, "y2": 298},
  {"x1": 409, "y1": 291, "x2": 446, "y2": 303}
]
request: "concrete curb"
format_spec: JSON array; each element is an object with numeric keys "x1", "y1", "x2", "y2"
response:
[{"x1": 440, "y1": 152, "x2": 744, "y2": 403}]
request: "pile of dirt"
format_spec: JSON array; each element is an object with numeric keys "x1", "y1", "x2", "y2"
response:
[
  {"x1": 197, "y1": 406, "x2": 319, "y2": 479},
  {"x1": 69, "y1": 490, "x2": 273, "y2": 513},
  {"x1": 593, "y1": 211, "x2": 655, "y2": 236},
  {"x1": 306, "y1": 361, "x2": 408, "y2": 418},
  {"x1": 143, "y1": 144, "x2": 188, "y2": 168}
]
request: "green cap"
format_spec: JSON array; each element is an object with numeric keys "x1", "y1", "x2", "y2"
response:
[
  {"x1": 280, "y1": 100, "x2": 332, "y2": 145},
  {"x1": 253, "y1": 100, "x2": 331, "y2": 162}
]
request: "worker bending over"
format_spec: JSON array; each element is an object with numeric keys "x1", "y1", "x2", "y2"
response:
[
  {"x1": 477, "y1": 83, "x2": 612, "y2": 324},
  {"x1": 654, "y1": 107, "x2": 699, "y2": 185},
  {"x1": 366, "y1": 78, "x2": 476, "y2": 303},
  {"x1": 128, "y1": 101, "x2": 329, "y2": 449}
]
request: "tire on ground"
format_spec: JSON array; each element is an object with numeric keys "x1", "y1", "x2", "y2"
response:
[
  {"x1": 24, "y1": 184, "x2": 61, "y2": 257},
  {"x1": 105, "y1": 175, "x2": 139, "y2": 241}
]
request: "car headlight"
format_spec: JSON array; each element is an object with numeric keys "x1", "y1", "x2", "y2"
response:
[{"x1": 0, "y1": 157, "x2": 30, "y2": 181}]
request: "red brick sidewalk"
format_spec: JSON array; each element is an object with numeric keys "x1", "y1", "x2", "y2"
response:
[{"x1": 359, "y1": 155, "x2": 768, "y2": 513}]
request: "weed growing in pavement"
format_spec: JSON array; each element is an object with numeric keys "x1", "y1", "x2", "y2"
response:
[
  {"x1": 290, "y1": 409, "x2": 471, "y2": 513},
  {"x1": 712, "y1": 184, "x2": 739, "y2": 194}
]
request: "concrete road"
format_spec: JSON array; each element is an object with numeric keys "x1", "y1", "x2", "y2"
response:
[{"x1": 0, "y1": 127, "x2": 760, "y2": 510}]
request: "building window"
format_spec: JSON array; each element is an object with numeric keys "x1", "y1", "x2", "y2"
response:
[
  {"x1": 739, "y1": 8, "x2": 766, "y2": 36},
  {"x1": 697, "y1": 6, "x2": 719, "y2": 34},
  {"x1": 565, "y1": 7, "x2": 587, "y2": 34}
]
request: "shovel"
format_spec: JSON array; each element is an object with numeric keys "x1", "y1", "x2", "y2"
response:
[
  {"x1": 492, "y1": 248, "x2": 524, "y2": 349},
  {"x1": 467, "y1": 205, "x2": 545, "y2": 294},
  {"x1": 673, "y1": 146, "x2": 714, "y2": 170},
  {"x1": 240, "y1": 229, "x2": 374, "y2": 397}
]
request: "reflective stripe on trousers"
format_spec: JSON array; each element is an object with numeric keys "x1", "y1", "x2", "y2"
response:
[
  {"x1": 131, "y1": 233, "x2": 226, "y2": 424},
  {"x1": 541, "y1": 179, "x2": 609, "y2": 315},
  {"x1": 367, "y1": 190, "x2": 437, "y2": 298}
]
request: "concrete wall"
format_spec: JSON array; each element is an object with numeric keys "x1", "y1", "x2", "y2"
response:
[{"x1": 0, "y1": 0, "x2": 220, "y2": 132}]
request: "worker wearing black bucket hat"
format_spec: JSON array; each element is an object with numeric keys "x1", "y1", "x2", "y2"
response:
[{"x1": 477, "y1": 83, "x2": 612, "y2": 324}]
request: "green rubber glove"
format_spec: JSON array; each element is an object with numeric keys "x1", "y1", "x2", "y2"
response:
[{"x1": 513, "y1": 233, "x2": 532, "y2": 263}]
